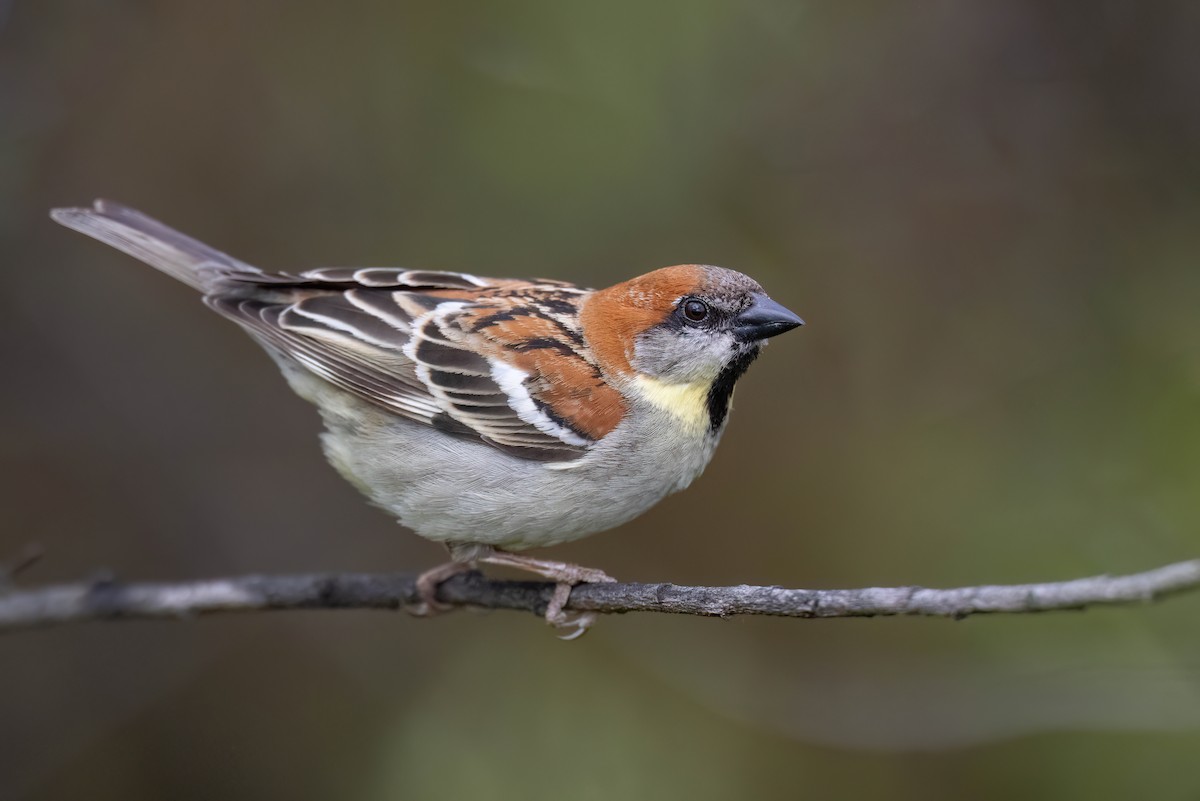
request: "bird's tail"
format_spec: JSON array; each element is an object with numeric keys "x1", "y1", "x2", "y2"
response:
[{"x1": 50, "y1": 199, "x2": 262, "y2": 292}]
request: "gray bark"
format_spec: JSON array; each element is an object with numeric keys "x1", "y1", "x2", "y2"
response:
[{"x1": 1, "y1": 559, "x2": 1197, "y2": 632}]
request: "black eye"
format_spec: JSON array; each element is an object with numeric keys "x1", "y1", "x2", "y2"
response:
[{"x1": 681, "y1": 298, "x2": 710, "y2": 323}]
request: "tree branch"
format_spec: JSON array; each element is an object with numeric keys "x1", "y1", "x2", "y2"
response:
[{"x1": 1, "y1": 559, "x2": 1197, "y2": 633}]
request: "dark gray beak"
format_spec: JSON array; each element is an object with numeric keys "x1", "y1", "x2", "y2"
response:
[{"x1": 734, "y1": 294, "x2": 805, "y2": 341}]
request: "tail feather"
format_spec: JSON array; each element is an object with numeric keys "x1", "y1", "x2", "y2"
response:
[{"x1": 50, "y1": 199, "x2": 260, "y2": 291}]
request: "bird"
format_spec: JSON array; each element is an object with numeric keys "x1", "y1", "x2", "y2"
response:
[{"x1": 51, "y1": 199, "x2": 804, "y2": 637}]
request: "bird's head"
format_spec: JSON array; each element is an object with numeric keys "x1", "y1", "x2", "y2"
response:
[{"x1": 580, "y1": 264, "x2": 803, "y2": 433}]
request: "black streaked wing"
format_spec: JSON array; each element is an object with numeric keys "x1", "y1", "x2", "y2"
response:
[
  {"x1": 215, "y1": 266, "x2": 499, "y2": 289},
  {"x1": 206, "y1": 269, "x2": 591, "y2": 461},
  {"x1": 207, "y1": 297, "x2": 445, "y2": 423}
]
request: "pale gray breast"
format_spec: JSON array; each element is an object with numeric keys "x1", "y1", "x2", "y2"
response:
[{"x1": 282, "y1": 360, "x2": 723, "y2": 550}]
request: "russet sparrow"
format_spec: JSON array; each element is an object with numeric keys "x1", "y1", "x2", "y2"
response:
[{"x1": 52, "y1": 200, "x2": 803, "y2": 637}]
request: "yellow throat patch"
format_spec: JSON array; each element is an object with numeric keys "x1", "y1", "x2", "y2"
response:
[{"x1": 632, "y1": 375, "x2": 715, "y2": 434}]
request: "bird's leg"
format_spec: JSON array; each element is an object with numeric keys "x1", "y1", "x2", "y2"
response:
[
  {"x1": 410, "y1": 560, "x2": 473, "y2": 616},
  {"x1": 478, "y1": 550, "x2": 617, "y2": 639}
]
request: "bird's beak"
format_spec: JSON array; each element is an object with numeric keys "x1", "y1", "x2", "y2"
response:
[{"x1": 734, "y1": 294, "x2": 805, "y2": 341}]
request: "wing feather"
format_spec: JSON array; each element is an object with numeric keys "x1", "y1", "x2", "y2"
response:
[{"x1": 205, "y1": 267, "x2": 619, "y2": 462}]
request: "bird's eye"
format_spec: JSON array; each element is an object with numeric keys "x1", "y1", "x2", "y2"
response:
[{"x1": 681, "y1": 298, "x2": 710, "y2": 323}]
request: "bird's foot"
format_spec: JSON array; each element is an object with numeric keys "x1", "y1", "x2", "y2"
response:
[
  {"x1": 409, "y1": 561, "x2": 473, "y2": 616},
  {"x1": 478, "y1": 551, "x2": 616, "y2": 639}
]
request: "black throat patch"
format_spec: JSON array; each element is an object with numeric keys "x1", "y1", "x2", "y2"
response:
[{"x1": 706, "y1": 348, "x2": 761, "y2": 432}]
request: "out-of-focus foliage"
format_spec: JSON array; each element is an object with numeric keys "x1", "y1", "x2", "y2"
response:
[{"x1": 3, "y1": 2, "x2": 1200, "y2": 799}]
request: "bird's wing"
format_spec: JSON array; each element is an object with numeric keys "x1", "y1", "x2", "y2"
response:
[{"x1": 208, "y1": 268, "x2": 628, "y2": 462}]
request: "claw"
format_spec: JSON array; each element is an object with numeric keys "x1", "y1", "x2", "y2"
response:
[
  {"x1": 410, "y1": 548, "x2": 616, "y2": 637},
  {"x1": 546, "y1": 583, "x2": 599, "y2": 639},
  {"x1": 409, "y1": 561, "x2": 472, "y2": 617},
  {"x1": 479, "y1": 550, "x2": 616, "y2": 637}
]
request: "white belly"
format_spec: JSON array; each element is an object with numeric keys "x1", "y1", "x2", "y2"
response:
[{"x1": 312, "y1": 381, "x2": 722, "y2": 550}]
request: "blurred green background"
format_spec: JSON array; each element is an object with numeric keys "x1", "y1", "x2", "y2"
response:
[{"x1": 4, "y1": 1, "x2": 1200, "y2": 798}]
